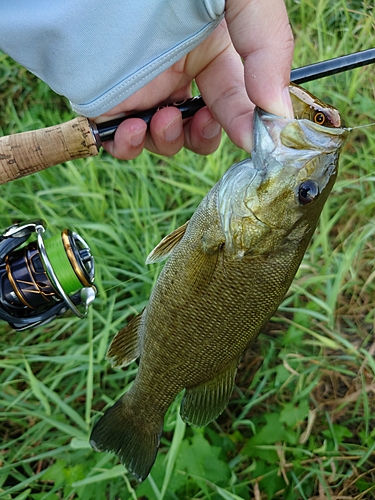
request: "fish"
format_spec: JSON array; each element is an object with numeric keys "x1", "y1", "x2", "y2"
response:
[{"x1": 90, "y1": 84, "x2": 348, "y2": 481}]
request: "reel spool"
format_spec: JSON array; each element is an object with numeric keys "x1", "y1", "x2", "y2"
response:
[{"x1": 0, "y1": 219, "x2": 96, "y2": 330}]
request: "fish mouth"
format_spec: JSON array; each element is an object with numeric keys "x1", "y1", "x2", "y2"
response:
[
  {"x1": 252, "y1": 107, "x2": 349, "y2": 175},
  {"x1": 288, "y1": 83, "x2": 342, "y2": 128},
  {"x1": 252, "y1": 84, "x2": 349, "y2": 171}
]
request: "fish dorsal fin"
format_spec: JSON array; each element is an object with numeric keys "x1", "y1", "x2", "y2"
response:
[
  {"x1": 106, "y1": 311, "x2": 143, "y2": 367},
  {"x1": 180, "y1": 358, "x2": 239, "y2": 427},
  {"x1": 146, "y1": 221, "x2": 189, "y2": 264}
]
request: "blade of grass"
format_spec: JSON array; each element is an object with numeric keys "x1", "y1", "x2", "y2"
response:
[{"x1": 160, "y1": 413, "x2": 186, "y2": 499}]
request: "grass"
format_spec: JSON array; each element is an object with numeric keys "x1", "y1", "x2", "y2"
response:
[{"x1": 0, "y1": 1, "x2": 375, "y2": 498}]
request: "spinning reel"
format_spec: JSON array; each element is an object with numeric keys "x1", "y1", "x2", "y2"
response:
[{"x1": 0, "y1": 219, "x2": 96, "y2": 330}]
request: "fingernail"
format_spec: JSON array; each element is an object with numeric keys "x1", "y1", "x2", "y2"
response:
[
  {"x1": 202, "y1": 119, "x2": 221, "y2": 139},
  {"x1": 282, "y1": 86, "x2": 294, "y2": 119},
  {"x1": 130, "y1": 128, "x2": 145, "y2": 147},
  {"x1": 163, "y1": 116, "x2": 182, "y2": 142},
  {"x1": 241, "y1": 134, "x2": 253, "y2": 154}
]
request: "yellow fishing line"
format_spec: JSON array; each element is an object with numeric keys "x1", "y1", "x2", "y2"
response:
[{"x1": 347, "y1": 121, "x2": 375, "y2": 131}]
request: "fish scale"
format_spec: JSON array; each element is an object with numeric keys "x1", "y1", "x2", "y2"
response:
[{"x1": 90, "y1": 84, "x2": 348, "y2": 481}]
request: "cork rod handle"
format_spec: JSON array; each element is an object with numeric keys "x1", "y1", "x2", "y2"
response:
[{"x1": 0, "y1": 116, "x2": 99, "y2": 185}]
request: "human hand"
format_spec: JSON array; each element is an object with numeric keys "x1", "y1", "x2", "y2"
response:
[{"x1": 95, "y1": 0, "x2": 294, "y2": 160}]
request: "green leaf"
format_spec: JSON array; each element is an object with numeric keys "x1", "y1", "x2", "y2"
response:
[
  {"x1": 42, "y1": 460, "x2": 67, "y2": 487},
  {"x1": 176, "y1": 433, "x2": 231, "y2": 489},
  {"x1": 279, "y1": 400, "x2": 309, "y2": 428},
  {"x1": 242, "y1": 413, "x2": 297, "y2": 460},
  {"x1": 275, "y1": 364, "x2": 292, "y2": 386},
  {"x1": 253, "y1": 460, "x2": 286, "y2": 498},
  {"x1": 322, "y1": 424, "x2": 353, "y2": 442}
]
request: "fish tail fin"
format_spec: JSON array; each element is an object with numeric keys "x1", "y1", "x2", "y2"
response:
[{"x1": 90, "y1": 395, "x2": 163, "y2": 482}]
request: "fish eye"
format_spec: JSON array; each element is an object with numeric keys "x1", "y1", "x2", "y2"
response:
[
  {"x1": 298, "y1": 180, "x2": 320, "y2": 205},
  {"x1": 313, "y1": 111, "x2": 326, "y2": 125}
]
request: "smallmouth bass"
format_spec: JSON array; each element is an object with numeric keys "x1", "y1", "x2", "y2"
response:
[{"x1": 90, "y1": 84, "x2": 348, "y2": 481}]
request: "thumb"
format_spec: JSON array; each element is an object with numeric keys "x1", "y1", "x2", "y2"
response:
[{"x1": 226, "y1": 0, "x2": 294, "y2": 118}]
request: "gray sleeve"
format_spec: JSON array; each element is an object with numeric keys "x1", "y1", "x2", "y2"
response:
[{"x1": 0, "y1": 0, "x2": 225, "y2": 117}]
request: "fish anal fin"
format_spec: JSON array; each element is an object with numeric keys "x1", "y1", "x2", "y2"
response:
[
  {"x1": 146, "y1": 221, "x2": 189, "y2": 264},
  {"x1": 106, "y1": 312, "x2": 143, "y2": 367},
  {"x1": 180, "y1": 359, "x2": 238, "y2": 427}
]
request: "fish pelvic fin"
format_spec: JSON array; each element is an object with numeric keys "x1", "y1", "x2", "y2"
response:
[
  {"x1": 106, "y1": 312, "x2": 143, "y2": 367},
  {"x1": 146, "y1": 221, "x2": 189, "y2": 264},
  {"x1": 90, "y1": 395, "x2": 163, "y2": 482},
  {"x1": 180, "y1": 359, "x2": 239, "y2": 427}
]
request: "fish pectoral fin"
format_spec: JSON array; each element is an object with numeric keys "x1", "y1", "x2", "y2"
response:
[
  {"x1": 186, "y1": 241, "x2": 223, "y2": 295},
  {"x1": 146, "y1": 221, "x2": 189, "y2": 264},
  {"x1": 180, "y1": 359, "x2": 239, "y2": 427},
  {"x1": 106, "y1": 311, "x2": 143, "y2": 367}
]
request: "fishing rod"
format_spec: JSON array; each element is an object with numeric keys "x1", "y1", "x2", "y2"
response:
[{"x1": 0, "y1": 48, "x2": 374, "y2": 186}]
